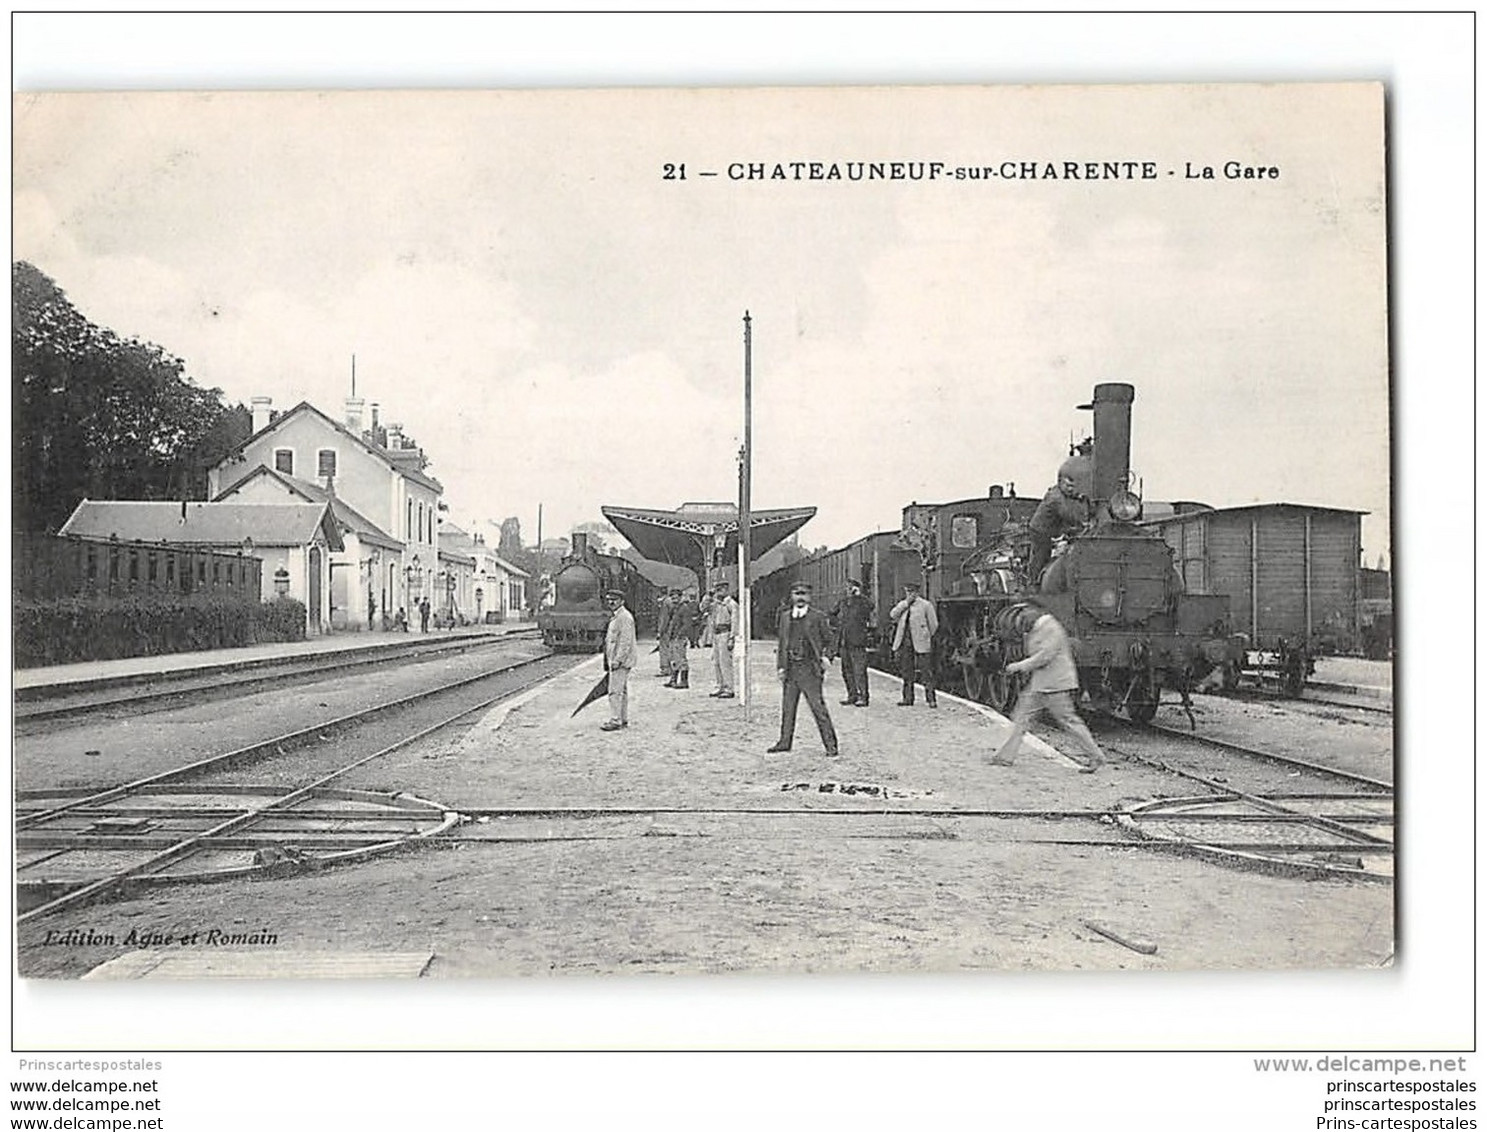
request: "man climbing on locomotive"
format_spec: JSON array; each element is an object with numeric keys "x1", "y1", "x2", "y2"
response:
[{"x1": 1026, "y1": 450, "x2": 1094, "y2": 585}]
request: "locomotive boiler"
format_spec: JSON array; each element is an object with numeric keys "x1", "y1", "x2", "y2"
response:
[
  {"x1": 537, "y1": 532, "x2": 657, "y2": 651},
  {"x1": 930, "y1": 383, "x2": 1238, "y2": 720}
]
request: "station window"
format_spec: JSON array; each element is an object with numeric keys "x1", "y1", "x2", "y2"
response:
[
  {"x1": 274, "y1": 449, "x2": 294, "y2": 475},
  {"x1": 951, "y1": 514, "x2": 979, "y2": 549},
  {"x1": 317, "y1": 449, "x2": 337, "y2": 479}
]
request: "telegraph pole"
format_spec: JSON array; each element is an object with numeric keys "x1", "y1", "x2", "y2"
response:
[{"x1": 738, "y1": 312, "x2": 753, "y2": 717}]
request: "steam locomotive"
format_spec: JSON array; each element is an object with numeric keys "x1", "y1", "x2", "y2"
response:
[
  {"x1": 756, "y1": 383, "x2": 1241, "y2": 721},
  {"x1": 537, "y1": 532, "x2": 657, "y2": 651}
]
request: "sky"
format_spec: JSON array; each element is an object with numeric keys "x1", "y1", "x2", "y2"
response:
[{"x1": 13, "y1": 80, "x2": 1391, "y2": 562}]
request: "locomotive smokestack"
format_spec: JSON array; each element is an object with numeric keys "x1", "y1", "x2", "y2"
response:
[
  {"x1": 571, "y1": 531, "x2": 589, "y2": 559},
  {"x1": 1082, "y1": 382, "x2": 1135, "y2": 504}
]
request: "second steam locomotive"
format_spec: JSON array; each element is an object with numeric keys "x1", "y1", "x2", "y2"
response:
[{"x1": 537, "y1": 532, "x2": 657, "y2": 651}]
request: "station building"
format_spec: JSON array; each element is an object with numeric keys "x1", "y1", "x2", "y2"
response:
[
  {"x1": 438, "y1": 524, "x2": 529, "y2": 624},
  {"x1": 208, "y1": 396, "x2": 444, "y2": 629}
]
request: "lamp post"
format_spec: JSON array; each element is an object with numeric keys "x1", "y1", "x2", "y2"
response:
[{"x1": 738, "y1": 311, "x2": 753, "y2": 718}]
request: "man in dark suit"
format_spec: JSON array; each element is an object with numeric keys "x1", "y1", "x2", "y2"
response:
[
  {"x1": 767, "y1": 582, "x2": 839, "y2": 757},
  {"x1": 831, "y1": 578, "x2": 876, "y2": 707}
]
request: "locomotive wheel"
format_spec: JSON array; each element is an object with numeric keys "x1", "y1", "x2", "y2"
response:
[
  {"x1": 985, "y1": 667, "x2": 1016, "y2": 713},
  {"x1": 961, "y1": 664, "x2": 988, "y2": 703}
]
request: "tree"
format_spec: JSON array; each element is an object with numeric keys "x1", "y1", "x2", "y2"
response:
[
  {"x1": 12, "y1": 262, "x2": 241, "y2": 532},
  {"x1": 498, "y1": 516, "x2": 524, "y2": 558}
]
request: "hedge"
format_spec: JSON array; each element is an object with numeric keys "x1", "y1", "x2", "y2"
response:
[{"x1": 14, "y1": 593, "x2": 307, "y2": 668}]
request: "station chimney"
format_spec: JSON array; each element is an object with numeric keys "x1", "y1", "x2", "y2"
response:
[{"x1": 250, "y1": 396, "x2": 273, "y2": 434}]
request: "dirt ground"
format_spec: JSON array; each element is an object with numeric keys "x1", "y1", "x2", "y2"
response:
[{"x1": 17, "y1": 652, "x2": 1394, "y2": 979}]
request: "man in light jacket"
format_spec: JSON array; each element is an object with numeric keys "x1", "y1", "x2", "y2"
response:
[
  {"x1": 706, "y1": 580, "x2": 739, "y2": 699},
  {"x1": 986, "y1": 600, "x2": 1106, "y2": 771},
  {"x1": 601, "y1": 589, "x2": 637, "y2": 732},
  {"x1": 890, "y1": 580, "x2": 939, "y2": 707}
]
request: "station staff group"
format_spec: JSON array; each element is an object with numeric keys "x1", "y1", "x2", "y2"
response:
[{"x1": 596, "y1": 576, "x2": 1108, "y2": 775}]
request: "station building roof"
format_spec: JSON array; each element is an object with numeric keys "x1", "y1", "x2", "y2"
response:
[
  {"x1": 60, "y1": 500, "x2": 345, "y2": 552},
  {"x1": 601, "y1": 502, "x2": 816, "y2": 570}
]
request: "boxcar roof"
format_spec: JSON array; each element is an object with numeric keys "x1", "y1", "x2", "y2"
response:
[{"x1": 1141, "y1": 501, "x2": 1367, "y2": 526}]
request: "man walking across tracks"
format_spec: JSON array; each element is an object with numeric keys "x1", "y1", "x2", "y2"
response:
[
  {"x1": 600, "y1": 589, "x2": 636, "y2": 732},
  {"x1": 705, "y1": 579, "x2": 739, "y2": 699},
  {"x1": 832, "y1": 578, "x2": 875, "y2": 707},
  {"x1": 985, "y1": 600, "x2": 1107, "y2": 772},
  {"x1": 767, "y1": 583, "x2": 839, "y2": 757},
  {"x1": 889, "y1": 580, "x2": 939, "y2": 707}
]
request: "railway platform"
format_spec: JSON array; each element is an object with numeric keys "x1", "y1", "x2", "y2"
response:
[
  {"x1": 456, "y1": 642, "x2": 1097, "y2": 811},
  {"x1": 13, "y1": 619, "x2": 538, "y2": 700}
]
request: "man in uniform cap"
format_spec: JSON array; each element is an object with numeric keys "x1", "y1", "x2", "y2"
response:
[
  {"x1": 601, "y1": 589, "x2": 636, "y2": 732},
  {"x1": 667, "y1": 587, "x2": 699, "y2": 690},
  {"x1": 831, "y1": 578, "x2": 876, "y2": 707},
  {"x1": 654, "y1": 588, "x2": 674, "y2": 676},
  {"x1": 767, "y1": 583, "x2": 839, "y2": 757},
  {"x1": 889, "y1": 580, "x2": 939, "y2": 707}
]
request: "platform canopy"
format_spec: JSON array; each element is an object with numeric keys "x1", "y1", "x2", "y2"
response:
[{"x1": 602, "y1": 502, "x2": 815, "y2": 581}]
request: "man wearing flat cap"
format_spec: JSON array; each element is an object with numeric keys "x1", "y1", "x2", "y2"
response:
[
  {"x1": 601, "y1": 589, "x2": 636, "y2": 732},
  {"x1": 705, "y1": 580, "x2": 739, "y2": 698},
  {"x1": 767, "y1": 582, "x2": 839, "y2": 757},
  {"x1": 890, "y1": 579, "x2": 939, "y2": 707}
]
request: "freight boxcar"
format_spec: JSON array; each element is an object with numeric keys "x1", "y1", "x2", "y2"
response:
[{"x1": 1143, "y1": 503, "x2": 1367, "y2": 693}]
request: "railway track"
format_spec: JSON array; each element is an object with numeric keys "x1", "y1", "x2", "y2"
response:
[
  {"x1": 15, "y1": 628, "x2": 541, "y2": 728},
  {"x1": 1302, "y1": 694, "x2": 1392, "y2": 716},
  {"x1": 1137, "y1": 720, "x2": 1392, "y2": 792},
  {"x1": 15, "y1": 649, "x2": 578, "y2": 922},
  {"x1": 1099, "y1": 719, "x2": 1392, "y2": 883}
]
